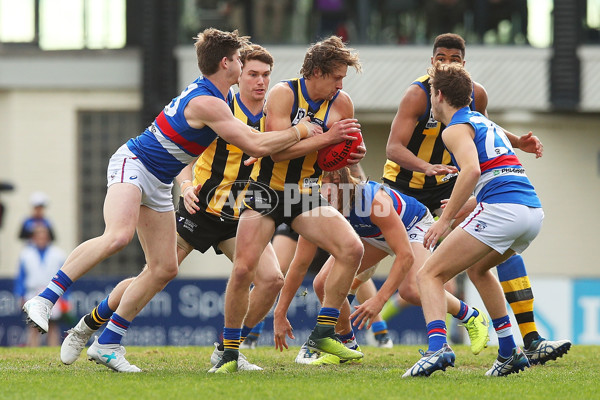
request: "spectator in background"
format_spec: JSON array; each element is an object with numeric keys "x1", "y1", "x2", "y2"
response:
[
  {"x1": 254, "y1": 0, "x2": 290, "y2": 43},
  {"x1": 19, "y1": 192, "x2": 55, "y2": 242},
  {"x1": 425, "y1": 0, "x2": 467, "y2": 41},
  {"x1": 314, "y1": 0, "x2": 348, "y2": 41},
  {"x1": 14, "y1": 225, "x2": 68, "y2": 346},
  {"x1": 473, "y1": 0, "x2": 528, "y2": 44}
]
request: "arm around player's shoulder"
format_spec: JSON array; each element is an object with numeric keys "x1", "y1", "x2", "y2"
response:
[{"x1": 185, "y1": 94, "x2": 291, "y2": 158}]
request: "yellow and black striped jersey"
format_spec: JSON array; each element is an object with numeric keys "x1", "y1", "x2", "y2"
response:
[
  {"x1": 382, "y1": 74, "x2": 474, "y2": 191},
  {"x1": 250, "y1": 77, "x2": 337, "y2": 192},
  {"x1": 192, "y1": 92, "x2": 264, "y2": 218}
]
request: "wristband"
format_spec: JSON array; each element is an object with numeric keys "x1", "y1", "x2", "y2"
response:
[
  {"x1": 180, "y1": 180, "x2": 193, "y2": 193},
  {"x1": 292, "y1": 126, "x2": 301, "y2": 142},
  {"x1": 295, "y1": 121, "x2": 309, "y2": 139}
]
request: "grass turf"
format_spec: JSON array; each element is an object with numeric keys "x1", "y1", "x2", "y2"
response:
[{"x1": 1, "y1": 344, "x2": 597, "y2": 400}]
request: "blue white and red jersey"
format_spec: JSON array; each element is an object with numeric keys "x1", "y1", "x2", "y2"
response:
[
  {"x1": 446, "y1": 107, "x2": 541, "y2": 207},
  {"x1": 126, "y1": 77, "x2": 233, "y2": 184},
  {"x1": 347, "y1": 181, "x2": 427, "y2": 241}
]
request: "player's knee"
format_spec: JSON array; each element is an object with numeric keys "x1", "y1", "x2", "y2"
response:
[
  {"x1": 230, "y1": 263, "x2": 256, "y2": 287},
  {"x1": 332, "y1": 236, "x2": 363, "y2": 269},
  {"x1": 466, "y1": 266, "x2": 485, "y2": 283},
  {"x1": 104, "y1": 231, "x2": 134, "y2": 254},
  {"x1": 154, "y1": 262, "x2": 178, "y2": 284},
  {"x1": 416, "y1": 266, "x2": 432, "y2": 288},
  {"x1": 399, "y1": 284, "x2": 420, "y2": 305},
  {"x1": 256, "y1": 270, "x2": 284, "y2": 293}
]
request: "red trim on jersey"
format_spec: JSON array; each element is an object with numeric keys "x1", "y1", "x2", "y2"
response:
[
  {"x1": 388, "y1": 189, "x2": 403, "y2": 215},
  {"x1": 363, "y1": 231, "x2": 383, "y2": 238},
  {"x1": 480, "y1": 154, "x2": 522, "y2": 173},
  {"x1": 156, "y1": 111, "x2": 208, "y2": 155}
]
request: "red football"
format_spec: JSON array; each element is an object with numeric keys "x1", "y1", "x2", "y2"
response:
[{"x1": 317, "y1": 131, "x2": 363, "y2": 172}]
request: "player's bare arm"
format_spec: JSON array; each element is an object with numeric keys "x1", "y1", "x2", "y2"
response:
[
  {"x1": 265, "y1": 84, "x2": 361, "y2": 162},
  {"x1": 273, "y1": 236, "x2": 318, "y2": 351},
  {"x1": 351, "y1": 191, "x2": 412, "y2": 329},
  {"x1": 387, "y1": 85, "x2": 456, "y2": 176},
  {"x1": 424, "y1": 125, "x2": 480, "y2": 249},
  {"x1": 185, "y1": 95, "x2": 320, "y2": 158}
]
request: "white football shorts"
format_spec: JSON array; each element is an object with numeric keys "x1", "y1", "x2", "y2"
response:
[
  {"x1": 460, "y1": 202, "x2": 544, "y2": 254},
  {"x1": 106, "y1": 144, "x2": 174, "y2": 213}
]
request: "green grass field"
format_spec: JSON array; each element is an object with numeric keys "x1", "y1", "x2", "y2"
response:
[{"x1": 1, "y1": 345, "x2": 598, "y2": 400}]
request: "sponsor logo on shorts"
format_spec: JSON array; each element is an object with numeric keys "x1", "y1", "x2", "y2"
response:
[
  {"x1": 180, "y1": 217, "x2": 197, "y2": 233},
  {"x1": 129, "y1": 175, "x2": 138, "y2": 180}
]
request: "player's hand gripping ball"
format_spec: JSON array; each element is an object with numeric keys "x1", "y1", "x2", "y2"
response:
[{"x1": 317, "y1": 130, "x2": 363, "y2": 171}]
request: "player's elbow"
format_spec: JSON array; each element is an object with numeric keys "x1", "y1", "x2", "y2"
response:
[
  {"x1": 463, "y1": 167, "x2": 481, "y2": 182},
  {"x1": 270, "y1": 152, "x2": 286, "y2": 163},
  {"x1": 394, "y1": 250, "x2": 414, "y2": 275},
  {"x1": 243, "y1": 143, "x2": 270, "y2": 158},
  {"x1": 385, "y1": 143, "x2": 402, "y2": 162}
]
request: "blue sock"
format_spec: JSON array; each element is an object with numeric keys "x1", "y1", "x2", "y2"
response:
[
  {"x1": 84, "y1": 296, "x2": 114, "y2": 330},
  {"x1": 249, "y1": 321, "x2": 264, "y2": 336},
  {"x1": 96, "y1": 296, "x2": 114, "y2": 320},
  {"x1": 492, "y1": 315, "x2": 517, "y2": 359},
  {"x1": 241, "y1": 325, "x2": 253, "y2": 341},
  {"x1": 371, "y1": 320, "x2": 388, "y2": 337},
  {"x1": 39, "y1": 270, "x2": 72, "y2": 304},
  {"x1": 97, "y1": 313, "x2": 130, "y2": 345},
  {"x1": 338, "y1": 330, "x2": 355, "y2": 342},
  {"x1": 453, "y1": 300, "x2": 479, "y2": 323},
  {"x1": 426, "y1": 320, "x2": 447, "y2": 353}
]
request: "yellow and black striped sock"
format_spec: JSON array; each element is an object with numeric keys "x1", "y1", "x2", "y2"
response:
[
  {"x1": 84, "y1": 307, "x2": 110, "y2": 330},
  {"x1": 316, "y1": 313, "x2": 338, "y2": 327},
  {"x1": 223, "y1": 328, "x2": 242, "y2": 351},
  {"x1": 497, "y1": 255, "x2": 539, "y2": 348}
]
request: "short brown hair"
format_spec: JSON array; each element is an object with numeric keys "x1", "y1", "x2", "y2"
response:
[
  {"x1": 240, "y1": 44, "x2": 274, "y2": 70},
  {"x1": 300, "y1": 36, "x2": 361, "y2": 79},
  {"x1": 428, "y1": 63, "x2": 473, "y2": 109},
  {"x1": 194, "y1": 28, "x2": 249, "y2": 75},
  {"x1": 433, "y1": 33, "x2": 466, "y2": 58}
]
